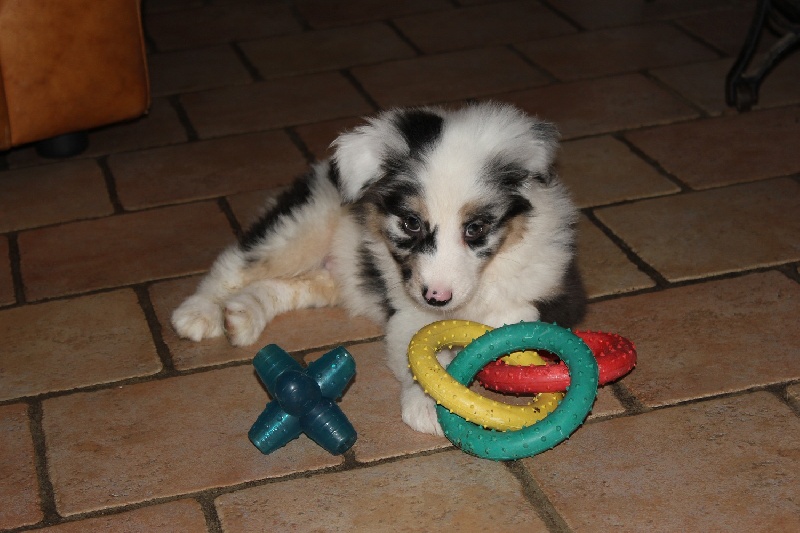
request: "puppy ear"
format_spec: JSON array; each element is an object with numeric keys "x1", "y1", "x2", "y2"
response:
[
  {"x1": 525, "y1": 119, "x2": 560, "y2": 176},
  {"x1": 477, "y1": 102, "x2": 560, "y2": 181},
  {"x1": 331, "y1": 114, "x2": 405, "y2": 203}
]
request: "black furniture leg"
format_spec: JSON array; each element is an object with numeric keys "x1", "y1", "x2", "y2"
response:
[
  {"x1": 726, "y1": 0, "x2": 800, "y2": 111},
  {"x1": 35, "y1": 131, "x2": 89, "y2": 158}
]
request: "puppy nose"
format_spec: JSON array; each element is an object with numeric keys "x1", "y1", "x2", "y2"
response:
[{"x1": 423, "y1": 286, "x2": 452, "y2": 307}]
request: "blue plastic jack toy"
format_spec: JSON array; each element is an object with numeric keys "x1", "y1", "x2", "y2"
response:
[{"x1": 248, "y1": 344, "x2": 357, "y2": 455}]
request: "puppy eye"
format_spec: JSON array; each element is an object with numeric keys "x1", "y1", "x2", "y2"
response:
[
  {"x1": 402, "y1": 215, "x2": 423, "y2": 235},
  {"x1": 464, "y1": 220, "x2": 488, "y2": 242}
]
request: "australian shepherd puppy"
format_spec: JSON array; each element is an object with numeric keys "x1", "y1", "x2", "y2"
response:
[{"x1": 172, "y1": 101, "x2": 586, "y2": 436}]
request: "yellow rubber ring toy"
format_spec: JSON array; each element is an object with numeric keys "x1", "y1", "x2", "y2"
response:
[{"x1": 407, "y1": 320, "x2": 564, "y2": 431}]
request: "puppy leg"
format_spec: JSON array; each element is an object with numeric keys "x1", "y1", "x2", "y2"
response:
[
  {"x1": 223, "y1": 269, "x2": 338, "y2": 346},
  {"x1": 171, "y1": 245, "x2": 248, "y2": 341},
  {"x1": 385, "y1": 311, "x2": 444, "y2": 436},
  {"x1": 480, "y1": 305, "x2": 541, "y2": 329},
  {"x1": 400, "y1": 385, "x2": 443, "y2": 437},
  {"x1": 173, "y1": 163, "x2": 343, "y2": 344}
]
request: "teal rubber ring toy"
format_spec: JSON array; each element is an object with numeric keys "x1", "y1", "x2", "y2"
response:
[{"x1": 437, "y1": 322, "x2": 599, "y2": 461}]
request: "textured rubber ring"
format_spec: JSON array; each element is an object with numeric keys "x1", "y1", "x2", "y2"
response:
[
  {"x1": 477, "y1": 331, "x2": 636, "y2": 393},
  {"x1": 407, "y1": 321, "x2": 563, "y2": 431},
  {"x1": 436, "y1": 322, "x2": 599, "y2": 461}
]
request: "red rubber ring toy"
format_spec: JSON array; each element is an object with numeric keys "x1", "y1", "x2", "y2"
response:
[{"x1": 476, "y1": 331, "x2": 637, "y2": 393}]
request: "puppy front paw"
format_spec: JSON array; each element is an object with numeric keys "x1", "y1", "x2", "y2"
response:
[
  {"x1": 171, "y1": 295, "x2": 224, "y2": 341},
  {"x1": 401, "y1": 386, "x2": 444, "y2": 436},
  {"x1": 223, "y1": 292, "x2": 271, "y2": 346}
]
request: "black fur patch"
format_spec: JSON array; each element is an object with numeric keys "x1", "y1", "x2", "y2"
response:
[
  {"x1": 389, "y1": 250, "x2": 406, "y2": 266},
  {"x1": 485, "y1": 158, "x2": 554, "y2": 188},
  {"x1": 358, "y1": 245, "x2": 397, "y2": 320},
  {"x1": 482, "y1": 160, "x2": 535, "y2": 220},
  {"x1": 531, "y1": 170, "x2": 555, "y2": 186},
  {"x1": 530, "y1": 121, "x2": 560, "y2": 146},
  {"x1": 463, "y1": 214, "x2": 495, "y2": 251},
  {"x1": 357, "y1": 245, "x2": 396, "y2": 319},
  {"x1": 488, "y1": 160, "x2": 529, "y2": 191},
  {"x1": 393, "y1": 109, "x2": 444, "y2": 158},
  {"x1": 327, "y1": 159, "x2": 341, "y2": 190},
  {"x1": 380, "y1": 154, "x2": 412, "y2": 178},
  {"x1": 415, "y1": 225, "x2": 437, "y2": 255},
  {"x1": 388, "y1": 249, "x2": 417, "y2": 286},
  {"x1": 400, "y1": 264, "x2": 413, "y2": 282},
  {"x1": 463, "y1": 159, "x2": 536, "y2": 257},
  {"x1": 464, "y1": 194, "x2": 532, "y2": 255},
  {"x1": 389, "y1": 219, "x2": 437, "y2": 256},
  {"x1": 468, "y1": 235, "x2": 491, "y2": 252},
  {"x1": 535, "y1": 258, "x2": 586, "y2": 328},
  {"x1": 353, "y1": 155, "x2": 413, "y2": 201},
  {"x1": 498, "y1": 195, "x2": 534, "y2": 225},
  {"x1": 364, "y1": 177, "x2": 422, "y2": 215},
  {"x1": 239, "y1": 172, "x2": 314, "y2": 253}
]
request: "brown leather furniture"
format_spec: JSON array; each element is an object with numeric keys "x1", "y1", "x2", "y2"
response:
[{"x1": 0, "y1": 0, "x2": 150, "y2": 156}]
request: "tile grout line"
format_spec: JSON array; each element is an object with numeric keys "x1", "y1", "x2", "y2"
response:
[
  {"x1": 7, "y1": 232, "x2": 26, "y2": 306},
  {"x1": 506, "y1": 44, "x2": 561, "y2": 84},
  {"x1": 196, "y1": 493, "x2": 224, "y2": 533},
  {"x1": 68, "y1": 382, "x2": 800, "y2": 505},
  {"x1": 538, "y1": 0, "x2": 587, "y2": 32},
  {"x1": 384, "y1": 19, "x2": 424, "y2": 57},
  {"x1": 167, "y1": 95, "x2": 199, "y2": 142},
  {"x1": 776, "y1": 383, "x2": 800, "y2": 417},
  {"x1": 504, "y1": 461, "x2": 573, "y2": 533},
  {"x1": 229, "y1": 41, "x2": 265, "y2": 82},
  {"x1": 15, "y1": 324, "x2": 799, "y2": 410},
  {"x1": 12, "y1": 447, "x2": 455, "y2": 531},
  {"x1": 609, "y1": 381, "x2": 648, "y2": 415},
  {"x1": 97, "y1": 156, "x2": 126, "y2": 214},
  {"x1": 284, "y1": 126, "x2": 317, "y2": 164},
  {"x1": 10, "y1": 383, "x2": 799, "y2": 529},
  {"x1": 777, "y1": 262, "x2": 800, "y2": 285},
  {"x1": 581, "y1": 209, "x2": 669, "y2": 288},
  {"x1": 639, "y1": 68, "x2": 712, "y2": 119},
  {"x1": 612, "y1": 133, "x2": 693, "y2": 192},
  {"x1": 284, "y1": 0, "x2": 312, "y2": 32},
  {"x1": 27, "y1": 400, "x2": 61, "y2": 527},
  {"x1": 217, "y1": 197, "x2": 244, "y2": 240},
  {"x1": 0, "y1": 335, "x2": 387, "y2": 409},
  {"x1": 183, "y1": 448, "x2": 457, "y2": 517},
  {"x1": 669, "y1": 18, "x2": 731, "y2": 59},
  {"x1": 2, "y1": 7, "x2": 797, "y2": 531},
  {"x1": 14, "y1": 490, "x2": 219, "y2": 532},
  {"x1": 0, "y1": 190, "x2": 250, "y2": 246},
  {"x1": 482, "y1": 85, "x2": 729, "y2": 141},
  {"x1": 586, "y1": 263, "x2": 800, "y2": 307},
  {"x1": 4, "y1": 100, "x2": 791, "y2": 182},
  {"x1": 573, "y1": 383, "x2": 800, "y2": 433},
  {"x1": 133, "y1": 284, "x2": 177, "y2": 374},
  {"x1": 339, "y1": 69, "x2": 382, "y2": 112},
  {"x1": 608, "y1": 383, "x2": 800, "y2": 420},
  {"x1": 7, "y1": 155, "x2": 782, "y2": 255}
]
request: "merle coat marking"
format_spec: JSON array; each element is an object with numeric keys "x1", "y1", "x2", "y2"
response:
[{"x1": 172, "y1": 102, "x2": 585, "y2": 435}]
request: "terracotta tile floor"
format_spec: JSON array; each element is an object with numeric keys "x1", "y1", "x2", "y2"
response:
[{"x1": 1, "y1": 1, "x2": 798, "y2": 531}]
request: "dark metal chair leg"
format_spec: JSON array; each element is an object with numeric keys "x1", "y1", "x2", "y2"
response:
[
  {"x1": 726, "y1": 0, "x2": 773, "y2": 111},
  {"x1": 726, "y1": 0, "x2": 800, "y2": 111},
  {"x1": 35, "y1": 131, "x2": 89, "y2": 158}
]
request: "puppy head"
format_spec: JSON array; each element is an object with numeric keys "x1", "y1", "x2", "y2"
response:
[{"x1": 332, "y1": 102, "x2": 562, "y2": 311}]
